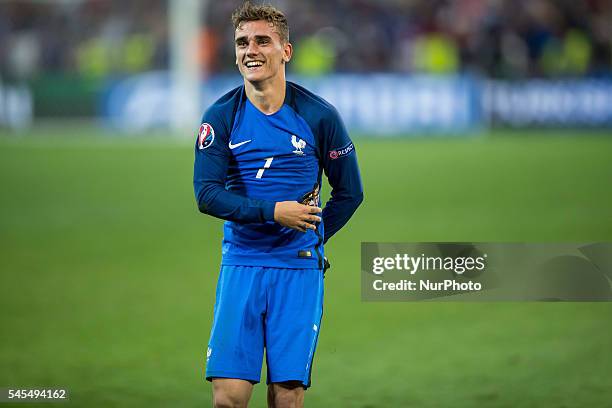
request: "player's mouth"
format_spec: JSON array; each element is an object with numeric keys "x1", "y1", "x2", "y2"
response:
[{"x1": 244, "y1": 60, "x2": 265, "y2": 70}]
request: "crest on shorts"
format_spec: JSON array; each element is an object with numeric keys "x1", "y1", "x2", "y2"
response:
[{"x1": 198, "y1": 123, "x2": 215, "y2": 149}]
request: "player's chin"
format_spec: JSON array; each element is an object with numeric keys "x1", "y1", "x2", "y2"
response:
[{"x1": 242, "y1": 70, "x2": 267, "y2": 83}]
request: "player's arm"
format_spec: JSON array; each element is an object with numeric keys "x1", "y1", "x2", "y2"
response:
[
  {"x1": 319, "y1": 109, "x2": 363, "y2": 243},
  {"x1": 193, "y1": 110, "x2": 276, "y2": 223}
]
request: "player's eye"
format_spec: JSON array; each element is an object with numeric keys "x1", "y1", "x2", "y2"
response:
[{"x1": 257, "y1": 38, "x2": 270, "y2": 45}]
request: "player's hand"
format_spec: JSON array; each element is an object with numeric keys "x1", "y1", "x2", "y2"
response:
[{"x1": 274, "y1": 201, "x2": 322, "y2": 232}]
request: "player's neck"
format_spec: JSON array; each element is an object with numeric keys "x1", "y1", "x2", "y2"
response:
[{"x1": 244, "y1": 74, "x2": 286, "y2": 115}]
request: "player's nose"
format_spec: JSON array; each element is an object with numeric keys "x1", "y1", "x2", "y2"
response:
[{"x1": 246, "y1": 40, "x2": 259, "y2": 56}]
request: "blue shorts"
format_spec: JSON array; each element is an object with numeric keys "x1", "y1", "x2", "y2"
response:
[{"x1": 205, "y1": 265, "x2": 324, "y2": 388}]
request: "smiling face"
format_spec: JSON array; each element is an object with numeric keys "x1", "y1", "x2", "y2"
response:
[{"x1": 235, "y1": 20, "x2": 292, "y2": 85}]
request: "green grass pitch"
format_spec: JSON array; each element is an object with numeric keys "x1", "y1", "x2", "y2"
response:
[{"x1": 1, "y1": 127, "x2": 611, "y2": 407}]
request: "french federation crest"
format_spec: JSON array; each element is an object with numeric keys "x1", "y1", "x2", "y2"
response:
[
  {"x1": 291, "y1": 135, "x2": 306, "y2": 156},
  {"x1": 198, "y1": 123, "x2": 215, "y2": 149}
]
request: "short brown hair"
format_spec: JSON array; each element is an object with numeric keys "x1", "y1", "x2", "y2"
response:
[{"x1": 231, "y1": 2, "x2": 289, "y2": 43}]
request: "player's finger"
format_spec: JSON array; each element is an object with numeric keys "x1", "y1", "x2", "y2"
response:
[
  {"x1": 307, "y1": 215, "x2": 322, "y2": 223},
  {"x1": 300, "y1": 221, "x2": 315, "y2": 231},
  {"x1": 307, "y1": 206, "x2": 322, "y2": 214}
]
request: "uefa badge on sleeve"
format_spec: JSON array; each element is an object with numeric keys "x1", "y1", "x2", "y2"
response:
[{"x1": 197, "y1": 123, "x2": 215, "y2": 149}]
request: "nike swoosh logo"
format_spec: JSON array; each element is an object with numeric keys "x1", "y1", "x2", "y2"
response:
[{"x1": 228, "y1": 139, "x2": 252, "y2": 149}]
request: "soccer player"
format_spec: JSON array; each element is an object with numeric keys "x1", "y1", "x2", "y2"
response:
[{"x1": 193, "y1": 2, "x2": 363, "y2": 407}]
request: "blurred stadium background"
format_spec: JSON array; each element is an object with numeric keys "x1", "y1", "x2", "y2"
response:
[{"x1": 1, "y1": 0, "x2": 611, "y2": 407}]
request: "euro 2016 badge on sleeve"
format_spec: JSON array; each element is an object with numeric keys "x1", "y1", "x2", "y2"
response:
[{"x1": 197, "y1": 123, "x2": 215, "y2": 149}]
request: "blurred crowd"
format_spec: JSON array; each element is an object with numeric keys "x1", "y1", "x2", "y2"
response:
[
  {"x1": 1, "y1": 0, "x2": 611, "y2": 81},
  {"x1": 0, "y1": 0, "x2": 168, "y2": 81}
]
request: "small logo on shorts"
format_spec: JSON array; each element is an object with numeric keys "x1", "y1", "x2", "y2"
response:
[
  {"x1": 206, "y1": 347, "x2": 212, "y2": 363},
  {"x1": 298, "y1": 250, "x2": 313, "y2": 258},
  {"x1": 313, "y1": 324, "x2": 318, "y2": 332}
]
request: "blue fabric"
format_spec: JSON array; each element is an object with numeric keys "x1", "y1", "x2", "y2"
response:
[
  {"x1": 193, "y1": 82, "x2": 363, "y2": 269},
  {"x1": 205, "y1": 265, "x2": 324, "y2": 388}
]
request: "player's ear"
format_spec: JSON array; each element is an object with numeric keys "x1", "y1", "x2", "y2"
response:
[{"x1": 283, "y1": 42, "x2": 293, "y2": 63}]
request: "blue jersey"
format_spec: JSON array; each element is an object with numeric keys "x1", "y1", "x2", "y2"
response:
[{"x1": 193, "y1": 81, "x2": 363, "y2": 269}]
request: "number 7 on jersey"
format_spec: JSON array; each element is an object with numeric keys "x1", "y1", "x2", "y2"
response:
[{"x1": 256, "y1": 157, "x2": 274, "y2": 179}]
